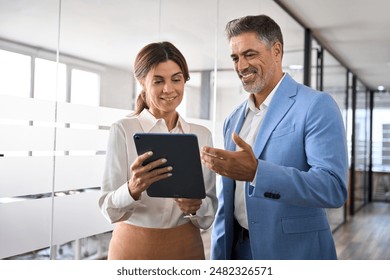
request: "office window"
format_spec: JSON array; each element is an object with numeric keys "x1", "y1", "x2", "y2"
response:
[
  {"x1": 68, "y1": 69, "x2": 101, "y2": 156},
  {"x1": 34, "y1": 58, "x2": 67, "y2": 102},
  {"x1": 70, "y1": 69, "x2": 100, "y2": 106},
  {"x1": 0, "y1": 49, "x2": 31, "y2": 98},
  {"x1": 0, "y1": 49, "x2": 31, "y2": 156}
]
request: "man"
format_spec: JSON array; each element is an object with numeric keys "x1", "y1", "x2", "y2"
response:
[{"x1": 201, "y1": 15, "x2": 348, "y2": 260}]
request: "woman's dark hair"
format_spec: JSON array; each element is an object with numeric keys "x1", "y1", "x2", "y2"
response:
[
  {"x1": 225, "y1": 14, "x2": 284, "y2": 55},
  {"x1": 132, "y1": 41, "x2": 190, "y2": 115}
]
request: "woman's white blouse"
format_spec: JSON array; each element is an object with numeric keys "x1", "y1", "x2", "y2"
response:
[{"x1": 99, "y1": 109, "x2": 217, "y2": 229}]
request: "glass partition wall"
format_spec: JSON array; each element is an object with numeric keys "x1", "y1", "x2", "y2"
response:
[
  {"x1": 321, "y1": 49, "x2": 349, "y2": 230},
  {"x1": 372, "y1": 91, "x2": 390, "y2": 202},
  {"x1": 1, "y1": 0, "x2": 370, "y2": 260},
  {"x1": 353, "y1": 81, "x2": 371, "y2": 212},
  {"x1": 0, "y1": 0, "x2": 62, "y2": 259}
]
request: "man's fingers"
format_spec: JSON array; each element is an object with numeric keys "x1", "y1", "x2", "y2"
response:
[
  {"x1": 201, "y1": 146, "x2": 225, "y2": 160},
  {"x1": 232, "y1": 132, "x2": 250, "y2": 150}
]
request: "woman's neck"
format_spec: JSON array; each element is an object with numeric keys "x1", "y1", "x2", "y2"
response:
[{"x1": 149, "y1": 109, "x2": 178, "y2": 131}]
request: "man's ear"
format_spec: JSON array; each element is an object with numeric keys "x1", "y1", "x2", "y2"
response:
[
  {"x1": 272, "y1": 42, "x2": 283, "y2": 64},
  {"x1": 273, "y1": 42, "x2": 282, "y2": 58}
]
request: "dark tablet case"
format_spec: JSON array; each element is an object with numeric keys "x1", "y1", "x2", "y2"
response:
[{"x1": 133, "y1": 133, "x2": 206, "y2": 199}]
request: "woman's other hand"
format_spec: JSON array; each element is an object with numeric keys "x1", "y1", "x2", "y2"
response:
[{"x1": 174, "y1": 198, "x2": 202, "y2": 216}]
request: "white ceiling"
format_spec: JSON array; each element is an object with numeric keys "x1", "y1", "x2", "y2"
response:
[
  {"x1": 0, "y1": 0, "x2": 389, "y2": 92},
  {"x1": 277, "y1": 0, "x2": 390, "y2": 91}
]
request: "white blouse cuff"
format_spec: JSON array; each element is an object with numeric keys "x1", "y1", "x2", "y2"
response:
[{"x1": 112, "y1": 182, "x2": 139, "y2": 208}]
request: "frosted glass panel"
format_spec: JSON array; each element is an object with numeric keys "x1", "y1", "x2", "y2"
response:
[
  {"x1": 0, "y1": 95, "x2": 55, "y2": 122},
  {"x1": 51, "y1": 191, "x2": 114, "y2": 245},
  {"x1": 57, "y1": 102, "x2": 130, "y2": 126},
  {"x1": 0, "y1": 192, "x2": 113, "y2": 259},
  {"x1": 55, "y1": 127, "x2": 108, "y2": 151},
  {"x1": 0, "y1": 198, "x2": 52, "y2": 259},
  {"x1": 54, "y1": 155, "x2": 105, "y2": 191},
  {"x1": 0, "y1": 124, "x2": 55, "y2": 151},
  {"x1": 0, "y1": 157, "x2": 53, "y2": 197}
]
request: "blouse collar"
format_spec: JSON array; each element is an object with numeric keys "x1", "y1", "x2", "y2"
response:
[{"x1": 137, "y1": 109, "x2": 191, "y2": 133}]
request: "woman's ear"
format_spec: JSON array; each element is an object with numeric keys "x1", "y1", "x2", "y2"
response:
[{"x1": 138, "y1": 79, "x2": 146, "y2": 91}]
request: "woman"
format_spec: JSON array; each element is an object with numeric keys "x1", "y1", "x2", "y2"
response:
[{"x1": 99, "y1": 41, "x2": 217, "y2": 260}]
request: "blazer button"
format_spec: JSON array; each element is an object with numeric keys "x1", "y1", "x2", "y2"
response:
[
  {"x1": 264, "y1": 192, "x2": 281, "y2": 199},
  {"x1": 264, "y1": 192, "x2": 271, "y2": 198}
]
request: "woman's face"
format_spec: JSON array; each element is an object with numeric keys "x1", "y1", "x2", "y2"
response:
[{"x1": 140, "y1": 60, "x2": 185, "y2": 118}]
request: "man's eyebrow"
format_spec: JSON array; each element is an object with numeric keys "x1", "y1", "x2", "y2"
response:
[
  {"x1": 230, "y1": 49, "x2": 257, "y2": 58},
  {"x1": 242, "y1": 49, "x2": 258, "y2": 54}
]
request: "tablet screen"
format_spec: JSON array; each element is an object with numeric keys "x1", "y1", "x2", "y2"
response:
[{"x1": 133, "y1": 133, "x2": 206, "y2": 199}]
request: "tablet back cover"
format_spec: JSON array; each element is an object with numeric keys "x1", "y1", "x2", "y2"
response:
[{"x1": 133, "y1": 133, "x2": 206, "y2": 199}]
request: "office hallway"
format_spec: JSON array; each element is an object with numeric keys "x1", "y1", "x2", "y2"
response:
[
  {"x1": 333, "y1": 202, "x2": 390, "y2": 260},
  {"x1": 201, "y1": 202, "x2": 390, "y2": 260}
]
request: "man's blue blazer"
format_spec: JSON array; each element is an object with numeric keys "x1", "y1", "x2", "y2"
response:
[{"x1": 210, "y1": 74, "x2": 348, "y2": 260}]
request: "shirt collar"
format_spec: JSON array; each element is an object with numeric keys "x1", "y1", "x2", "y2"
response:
[
  {"x1": 245, "y1": 73, "x2": 286, "y2": 114},
  {"x1": 138, "y1": 109, "x2": 190, "y2": 133}
]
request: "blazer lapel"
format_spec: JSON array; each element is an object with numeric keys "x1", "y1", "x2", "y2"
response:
[
  {"x1": 226, "y1": 103, "x2": 247, "y2": 151},
  {"x1": 253, "y1": 74, "x2": 297, "y2": 158}
]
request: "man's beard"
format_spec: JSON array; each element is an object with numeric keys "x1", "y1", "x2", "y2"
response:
[
  {"x1": 243, "y1": 78, "x2": 265, "y2": 94},
  {"x1": 241, "y1": 66, "x2": 274, "y2": 94}
]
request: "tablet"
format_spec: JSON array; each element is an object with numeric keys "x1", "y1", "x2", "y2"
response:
[{"x1": 133, "y1": 133, "x2": 206, "y2": 199}]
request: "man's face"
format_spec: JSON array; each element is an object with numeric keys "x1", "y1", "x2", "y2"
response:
[{"x1": 229, "y1": 32, "x2": 281, "y2": 95}]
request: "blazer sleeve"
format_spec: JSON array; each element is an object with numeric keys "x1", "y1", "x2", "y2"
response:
[{"x1": 250, "y1": 93, "x2": 348, "y2": 208}]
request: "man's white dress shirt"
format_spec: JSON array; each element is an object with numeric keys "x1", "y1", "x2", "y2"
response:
[{"x1": 234, "y1": 74, "x2": 285, "y2": 229}]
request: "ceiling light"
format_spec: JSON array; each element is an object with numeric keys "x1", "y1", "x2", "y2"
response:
[
  {"x1": 289, "y1": 65, "x2": 303, "y2": 70},
  {"x1": 377, "y1": 85, "x2": 385, "y2": 91}
]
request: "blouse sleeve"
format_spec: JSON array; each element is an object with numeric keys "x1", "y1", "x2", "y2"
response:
[{"x1": 98, "y1": 122, "x2": 143, "y2": 223}]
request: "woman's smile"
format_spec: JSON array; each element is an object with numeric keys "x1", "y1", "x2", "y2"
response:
[{"x1": 160, "y1": 95, "x2": 177, "y2": 101}]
